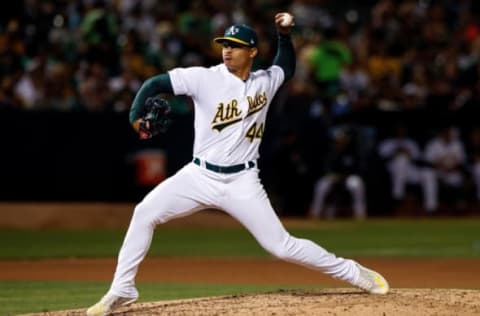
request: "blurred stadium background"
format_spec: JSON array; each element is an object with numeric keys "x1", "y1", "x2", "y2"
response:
[{"x1": 1, "y1": 0, "x2": 480, "y2": 218}]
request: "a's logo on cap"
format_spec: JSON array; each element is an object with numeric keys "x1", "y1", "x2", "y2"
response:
[
  {"x1": 213, "y1": 24, "x2": 257, "y2": 47},
  {"x1": 226, "y1": 26, "x2": 239, "y2": 36}
]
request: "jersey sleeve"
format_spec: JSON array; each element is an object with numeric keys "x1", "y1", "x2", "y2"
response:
[
  {"x1": 168, "y1": 67, "x2": 205, "y2": 97},
  {"x1": 266, "y1": 65, "x2": 285, "y2": 93},
  {"x1": 272, "y1": 33, "x2": 295, "y2": 81}
]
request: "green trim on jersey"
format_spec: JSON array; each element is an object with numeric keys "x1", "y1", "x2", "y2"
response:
[
  {"x1": 273, "y1": 33, "x2": 295, "y2": 81},
  {"x1": 129, "y1": 73, "x2": 173, "y2": 124}
]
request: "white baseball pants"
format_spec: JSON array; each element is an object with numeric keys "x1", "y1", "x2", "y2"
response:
[
  {"x1": 310, "y1": 174, "x2": 366, "y2": 220},
  {"x1": 109, "y1": 162, "x2": 360, "y2": 298}
]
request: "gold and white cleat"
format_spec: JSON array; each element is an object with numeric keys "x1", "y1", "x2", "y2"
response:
[
  {"x1": 86, "y1": 293, "x2": 137, "y2": 316},
  {"x1": 354, "y1": 264, "x2": 389, "y2": 295}
]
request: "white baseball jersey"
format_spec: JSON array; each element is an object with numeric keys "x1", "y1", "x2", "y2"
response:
[
  {"x1": 424, "y1": 135, "x2": 466, "y2": 186},
  {"x1": 169, "y1": 63, "x2": 285, "y2": 165},
  {"x1": 424, "y1": 137, "x2": 466, "y2": 169}
]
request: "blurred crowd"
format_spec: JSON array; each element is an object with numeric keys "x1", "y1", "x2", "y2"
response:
[{"x1": 1, "y1": 0, "x2": 480, "y2": 216}]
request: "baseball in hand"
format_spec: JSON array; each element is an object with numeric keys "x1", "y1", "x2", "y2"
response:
[{"x1": 279, "y1": 13, "x2": 294, "y2": 27}]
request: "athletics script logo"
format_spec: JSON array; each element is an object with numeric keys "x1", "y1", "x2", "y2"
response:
[{"x1": 211, "y1": 92, "x2": 267, "y2": 131}]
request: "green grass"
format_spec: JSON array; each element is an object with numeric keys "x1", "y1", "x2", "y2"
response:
[
  {"x1": 0, "y1": 218, "x2": 479, "y2": 259},
  {"x1": 0, "y1": 281, "x2": 314, "y2": 315}
]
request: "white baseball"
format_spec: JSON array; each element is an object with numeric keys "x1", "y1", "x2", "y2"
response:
[{"x1": 280, "y1": 13, "x2": 293, "y2": 27}]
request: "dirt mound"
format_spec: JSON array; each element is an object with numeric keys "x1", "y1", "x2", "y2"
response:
[{"x1": 22, "y1": 288, "x2": 480, "y2": 316}]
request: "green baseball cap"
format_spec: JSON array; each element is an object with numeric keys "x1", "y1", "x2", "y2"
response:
[{"x1": 214, "y1": 24, "x2": 258, "y2": 47}]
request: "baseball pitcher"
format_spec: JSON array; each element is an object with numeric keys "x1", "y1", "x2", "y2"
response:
[{"x1": 87, "y1": 12, "x2": 389, "y2": 316}]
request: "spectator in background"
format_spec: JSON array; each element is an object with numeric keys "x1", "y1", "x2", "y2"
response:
[
  {"x1": 79, "y1": 0, "x2": 120, "y2": 74},
  {"x1": 77, "y1": 62, "x2": 111, "y2": 111},
  {"x1": 399, "y1": 49, "x2": 428, "y2": 111},
  {"x1": 378, "y1": 124, "x2": 425, "y2": 207},
  {"x1": 309, "y1": 126, "x2": 366, "y2": 220},
  {"x1": 14, "y1": 57, "x2": 45, "y2": 110},
  {"x1": 108, "y1": 68, "x2": 141, "y2": 112},
  {"x1": 42, "y1": 62, "x2": 78, "y2": 111},
  {"x1": 0, "y1": 19, "x2": 24, "y2": 78},
  {"x1": 308, "y1": 26, "x2": 352, "y2": 100},
  {"x1": 0, "y1": 76, "x2": 22, "y2": 109},
  {"x1": 422, "y1": 126, "x2": 468, "y2": 214},
  {"x1": 177, "y1": 1, "x2": 212, "y2": 63},
  {"x1": 0, "y1": 19, "x2": 24, "y2": 110},
  {"x1": 466, "y1": 127, "x2": 480, "y2": 205},
  {"x1": 339, "y1": 58, "x2": 370, "y2": 109}
]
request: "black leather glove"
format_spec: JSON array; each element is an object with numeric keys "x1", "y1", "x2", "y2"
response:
[{"x1": 138, "y1": 96, "x2": 171, "y2": 139}]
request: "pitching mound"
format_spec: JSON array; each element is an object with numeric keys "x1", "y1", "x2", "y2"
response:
[{"x1": 23, "y1": 288, "x2": 480, "y2": 316}]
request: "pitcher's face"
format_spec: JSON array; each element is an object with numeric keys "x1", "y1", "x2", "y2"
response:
[{"x1": 221, "y1": 41, "x2": 257, "y2": 73}]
